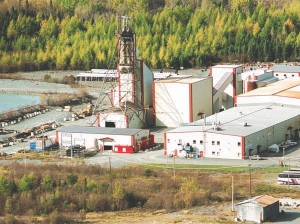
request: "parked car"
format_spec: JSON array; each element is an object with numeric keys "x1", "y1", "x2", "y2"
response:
[{"x1": 249, "y1": 155, "x2": 262, "y2": 160}]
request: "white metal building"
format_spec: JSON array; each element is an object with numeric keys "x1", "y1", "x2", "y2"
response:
[
  {"x1": 164, "y1": 105, "x2": 300, "y2": 159},
  {"x1": 270, "y1": 64, "x2": 300, "y2": 80},
  {"x1": 97, "y1": 105, "x2": 147, "y2": 129},
  {"x1": 153, "y1": 77, "x2": 212, "y2": 127},
  {"x1": 56, "y1": 126, "x2": 151, "y2": 153},
  {"x1": 236, "y1": 195, "x2": 279, "y2": 223},
  {"x1": 236, "y1": 77, "x2": 300, "y2": 107}
]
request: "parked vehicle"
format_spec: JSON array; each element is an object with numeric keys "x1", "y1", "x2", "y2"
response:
[{"x1": 249, "y1": 155, "x2": 261, "y2": 160}]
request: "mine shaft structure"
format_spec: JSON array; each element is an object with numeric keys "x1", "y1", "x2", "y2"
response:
[
  {"x1": 93, "y1": 15, "x2": 147, "y2": 128},
  {"x1": 117, "y1": 15, "x2": 143, "y2": 109}
]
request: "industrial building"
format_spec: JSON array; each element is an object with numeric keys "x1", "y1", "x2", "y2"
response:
[
  {"x1": 236, "y1": 77, "x2": 300, "y2": 107},
  {"x1": 236, "y1": 195, "x2": 279, "y2": 223},
  {"x1": 56, "y1": 126, "x2": 154, "y2": 153},
  {"x1": 270, "y1": 64, "x2": 300, "y2": 80},
  {"x1": 164, "y1": 105, "x2": 300, "y2": 159},
  {"x1": 153, "y1": 77, "x2": 212, "y2": 127}
]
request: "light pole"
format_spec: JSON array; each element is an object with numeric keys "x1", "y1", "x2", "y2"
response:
[
  {"x1": 283, "y1": 148, "x2": 285, "y2": 168},
  {"x1": 23, "y1": 141, "x2": 26, "y2": 168},
  {"x1": 248, "y1": 164, "x2": 252, "y2": 198},
  {"x1": 108, "y1": 156, "x2": 112, "y2": 174}
]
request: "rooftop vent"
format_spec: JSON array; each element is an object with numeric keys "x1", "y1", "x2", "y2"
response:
[{"x1": 239, "y1": 122, "x2": 248, "y2": 127}]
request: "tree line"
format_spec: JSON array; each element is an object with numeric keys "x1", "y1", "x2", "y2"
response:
[{"x1": 0, "y1": 0, "x2": 299, "y2": 73}]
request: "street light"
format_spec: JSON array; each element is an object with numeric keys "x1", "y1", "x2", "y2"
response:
[{"x1": 248, "y1": 164, "x2": 252, "y2": 198}]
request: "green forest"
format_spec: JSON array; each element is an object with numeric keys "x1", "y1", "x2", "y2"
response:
[{"x1": 0, "y1": 0, "x2": 300, "y2": 73}]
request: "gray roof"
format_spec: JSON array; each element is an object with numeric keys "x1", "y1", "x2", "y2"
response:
[
  {"x1": 58, "y1": 126, "x2": 145, "y2": 135},
  {"x1": 167, "y1": 105, "x2": 300, "y2": 137},
  {"x1": 270, "y1": 64, "x2": 300, "y2": 73}
]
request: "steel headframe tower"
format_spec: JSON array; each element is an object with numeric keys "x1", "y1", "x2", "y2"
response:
[
  {"x1": 117, "y1": 15, "x2": 143, "y2": 109},
  {"x1": 93, "y1": 15, "x2": 147, "y2": 128}
]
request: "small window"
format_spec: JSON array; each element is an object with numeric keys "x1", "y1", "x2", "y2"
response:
[
  {"x1": 212, "y1": 141, "x2": 215, "y2": 145},
  {"x1": 167, "y1": 139, "x2": 170, "y2": 143},
  {"x1": 193, "y1": 140, "x2": 196, "y2": 144},
  {"x1": 217, "y1": 141, "x2": 220, "y2": 145},
  {"x1": 292, "y1": 74, "x2": 295, "y2": 77},
  {"x1": 200, "y1": 140, "x2": 203, "y2": 145},
  {"x1": 217, "y1": 152, "x2": 220, "y2": 156},
  {"x1": 276, "y1": 74, "x2": 278, "y2": 76},
  {"x1": 237, "y1": 142, "x2": 241, "y2": 146},
  {"x1": 238, "y1": 153, "x2": 241, "y2": 157},
  {"x1": 212, "y1": 151, "x2": 215, "y2": 155}
]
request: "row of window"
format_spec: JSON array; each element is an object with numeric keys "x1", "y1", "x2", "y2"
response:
[
  {"x1": 173, "y1": 139, "x2": 241, "y2": 146},
  {"x1": 211, "y1": 151, "x2": 241, "y2": 157},
  {"x1": 275, "y1": 74, "x2": 295, "y2": 77}
]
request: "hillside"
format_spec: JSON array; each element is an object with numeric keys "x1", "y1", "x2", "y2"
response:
[{"x1": 1, "y1": 0, "x2": 300, "y2": 73}]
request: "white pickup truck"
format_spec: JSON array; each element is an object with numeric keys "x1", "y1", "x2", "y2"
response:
[{"x1": 249, "y1": 155, "x2": 262, "y2": 160}]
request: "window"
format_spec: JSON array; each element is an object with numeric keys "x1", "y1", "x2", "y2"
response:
[
  {"x1": 217, "y1": 152, "x2": 220, "y2": 156},
  {"x1": 238, "y1": 153, "x2": 241, "y2": 157},
  {"x1": 193, "y1": 140, "x2": 196, "y2": 144},
  {"x1": 200, "y1": 140, "x2": 203, "y2": 145},
  {"x1": 237, "y1": 142, "x2": 241, "y2": 146},
  {"x1": 276, "y1": 74, "x2": 278, "y2": 76},
  {"x1": 217, "y1": 141, "x2": 220, "y2": 145},
  {"x1": 167, "y1": 139, "x2": 170, "y2": 143},
  {"x1": 212, "y1": 141, "x2": 215, "y2": 145},
  {"x1": 292, "y1": 74, "x2": 295, "y2": 77},
  {"x1": 212, "y1": 151, "x2": 215, "y2": 155}
]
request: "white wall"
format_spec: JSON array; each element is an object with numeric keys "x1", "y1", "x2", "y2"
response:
[
  {"x1": 274, "y1": 72, "x2": 299, "y2": 80},
  {"x1": 165, "y1": 131, "x2": 243, "y2": 159},
  {"x1": 155, "y1": 82, "x2": 190, "y2": 127},
  {"x1": 142, "y1": 61, "x2": 153, "y2": 107},
  {"x1": 155, "y1": 78, "x2": 212, "y2": 127},
  {"x1": 192, "y1": 78, "x2": 213, "y2": 120}
]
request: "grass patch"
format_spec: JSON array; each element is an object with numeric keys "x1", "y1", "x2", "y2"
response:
[{"x1": 139, "y1": 164, "x2": 255, "y2": 173}]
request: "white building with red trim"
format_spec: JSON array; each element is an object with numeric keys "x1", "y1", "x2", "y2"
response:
[
  {"x1": 56, "y1": 126, "x2": 154, "y2": 153},
  {"x1": 153, "y1": 77, "x2": 212, "y2": 127},
  {"x1": 164, "y1": 105, "x2": 300, "y2": 159}
]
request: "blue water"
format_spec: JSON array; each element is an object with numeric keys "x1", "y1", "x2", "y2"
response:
[{"x1": 0, "y1": 93, "x2": 40, "y2": 113}]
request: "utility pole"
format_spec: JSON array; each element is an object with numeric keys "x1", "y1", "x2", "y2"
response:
[
  {"x1": 231, "y1": 175, "x2": 234, "y2": 212},
  {"x1": 248, "y1": 164, "x2": 252, "y2": 198},
  {"x1": 173, "y1": 155, "x2": 176, "y2": 184}
]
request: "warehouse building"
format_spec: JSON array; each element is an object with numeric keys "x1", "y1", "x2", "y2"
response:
[
  {"x1": 153, "y1": 77, "x2": 212, "y2": 127},
  {"x1": 236, "y1": 77, "x2": 300, "y2": 107},
  {"x1": 56, "y1": 126, "x2": 154, "y2": 153},
  {"x1": 236, "y1": 195, "x2": 279, "y2": 223},
  {"x1": 164, "y1": 105, "x2": 300, "y2": 159}
]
